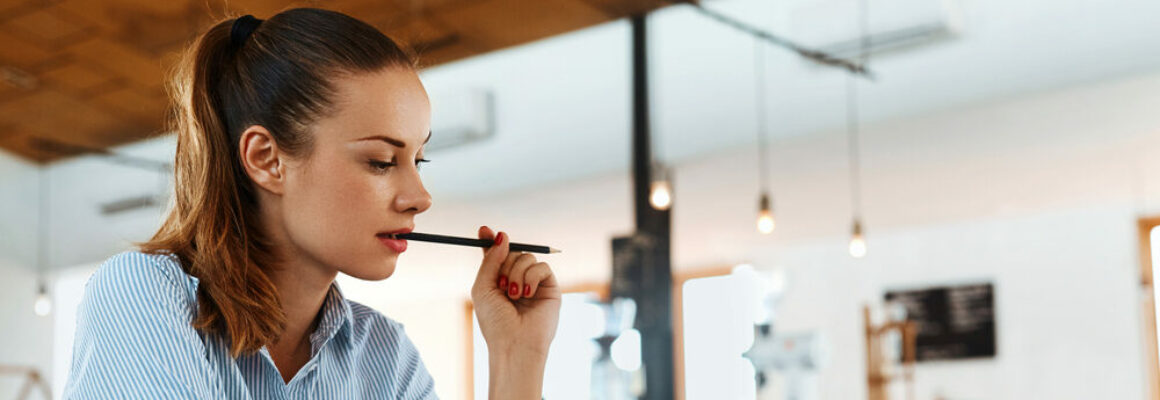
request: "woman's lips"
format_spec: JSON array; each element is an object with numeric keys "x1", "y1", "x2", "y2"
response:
[{"x1": 377, "y1": 234, "x2": 407, "y2": 253}]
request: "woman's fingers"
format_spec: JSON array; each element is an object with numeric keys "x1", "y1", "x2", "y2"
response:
[
  {"x1": 521, "y1": 262, "x2": 554, "y2": 298},
  {"x1": 505, "y1": 253, "x2": 538, "y2": 299},
  {"x1": 478, "y1": 226, "x2": 496, "y2": 256},
  {"x1": 473, "y1": 226, "x2": 508, "y2": 291},
  {"x1": 497, "y1": 250, "x2": 521, "y2": 288},
  {"x1": 475, "y1": 229, "x2": 557, "y2": 302}
]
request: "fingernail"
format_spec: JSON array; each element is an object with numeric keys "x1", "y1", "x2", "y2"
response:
[
  {"x1": 509, "y1": 282, "x2": 518, "y2": 296},
  {"x1": 523, "y1": 284, "x2": 531, "y2": 297},
  {"x1": 499, "y1": 275, "x2": 507, "y2": 288},
  {"x1": 496, "y1": 232, "x2": 505, "y2": 244}
]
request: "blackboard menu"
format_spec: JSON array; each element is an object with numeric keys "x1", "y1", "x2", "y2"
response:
[{"x1": 884, "y1": 282, "x2": 996, "y2": 361}]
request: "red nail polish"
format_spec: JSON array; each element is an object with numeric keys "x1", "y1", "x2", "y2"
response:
[
  {"x1": 523, "y1": 284, "x2": 531, "y2": 297},
  {"x1": 499, "y1": 276, "x2": 507, "y2": 288},
  {"x1": 509, "y1": 282, "x2": 518, "y2": 296},
  {"x1": 496, "y1": 232, "x2": 505, "y2": 245}
]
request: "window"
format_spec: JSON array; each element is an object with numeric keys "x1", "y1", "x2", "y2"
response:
[{"x1": 681, "y1": 273, "x2": 763, "y2": 400}]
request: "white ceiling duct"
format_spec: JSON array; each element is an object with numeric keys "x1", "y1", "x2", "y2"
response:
[
  {"x1": 787, "y1": 0, "x2": 962, "y2": 59},
  {"x1": 427, "y1": 87, "x2": 495, "y2": 152}
]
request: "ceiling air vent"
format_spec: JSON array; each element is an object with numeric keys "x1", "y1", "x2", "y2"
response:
[
  {"x1": 426, "y1": 87, "x2": 495, "y2": 152},
  {"x1": 100, "y1": 194, "x2": 161, "y2": 216},
  {"x1": 787, "y1": 0, "x2": 961, "y2": 59}
]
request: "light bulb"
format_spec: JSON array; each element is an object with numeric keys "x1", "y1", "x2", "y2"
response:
[
  {"x1": 757, "y1": 210, "x2": 775, "y2": 234},
  {"x1": 849, "y1": 234, "x2": 867, "y2": 258},
  {"x1": 756, "y1": 193, "x2": 775, "y2": 234},
  {"x1": 849, "y1": 219, "x2": 867, "y2": 258},
  {"x1": 649, "y1": 180, "x2": 672, "y2": 210},
  {"x1": 34, "y1": 292, "x2": 52, "y2": 316}
]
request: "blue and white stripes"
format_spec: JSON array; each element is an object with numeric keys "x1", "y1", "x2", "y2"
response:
[{"x1": 64, "y1": 251, "x2": 437, "y2": 399}]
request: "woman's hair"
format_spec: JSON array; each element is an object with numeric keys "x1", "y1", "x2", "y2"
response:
[{"x1": 141, "y1": 8, "x2": 416, "y2": 356}]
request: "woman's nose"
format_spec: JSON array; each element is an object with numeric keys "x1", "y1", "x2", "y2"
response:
[{"x1": 395, "y1": 174, "x2": 432, "y2": 214}]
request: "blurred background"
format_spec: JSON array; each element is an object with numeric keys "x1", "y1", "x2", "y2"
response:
[{"x1": 2, "y1": 0, "x2": 1160, "y2": 399}]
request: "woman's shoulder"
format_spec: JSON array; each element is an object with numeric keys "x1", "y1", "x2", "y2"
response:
[
  {"x1": 342, "y1": 300, "x2": 436, "y2": 393},
  {"x1": 86, "y1": 250, "x2": 197, "y2": 305},
  {"x1": 342, "y1": 300, "x2": 428, "y2": 356},
  {"x1": 345, "y1": 300, "x2": 409, "y2": 340}
]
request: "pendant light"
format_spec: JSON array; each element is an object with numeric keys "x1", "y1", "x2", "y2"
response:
[
  {"x1": 754, "y1": 38, "x2": 775, "y2": 234},
  {"x1": 34, "y1": 167, "x2": 51, "y2": 316},
  {"x1": 649, "y1": 32, "x2": 672, "y2": 212},
  {"x1": 649, "y1": 162, "x2": 672, "y2": 211},
  {"x1": 847, "y1": 0, "x2": 870, "y2": 258}
]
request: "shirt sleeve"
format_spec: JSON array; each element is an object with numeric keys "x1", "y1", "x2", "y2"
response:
[{"x1": 64, "y1": 252, "x2": 217, "y2": 399}]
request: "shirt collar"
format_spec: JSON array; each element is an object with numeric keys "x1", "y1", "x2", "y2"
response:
[{"x1": 310, "y1": 281, "x2": 355, "y2": 350}]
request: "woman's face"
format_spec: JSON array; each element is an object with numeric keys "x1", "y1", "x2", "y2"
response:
[{"x1": 278, "y1": 66, "x2": 433, "y2": 281}]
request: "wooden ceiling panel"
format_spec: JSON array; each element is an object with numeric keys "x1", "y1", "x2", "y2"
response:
[
  {"x1": 413, "y1": 41, "x2": 481, "y2": 67},
  {"x1": 432, "y1": 0, "x2": 609, "y2": 50},
  {"x1": 578, "y1": 0, "x2": 673, "y2": 17},
  {"x1": 0, "y1": 29, "x2": 55, "y2": 71},
  {"x1": 68, "y1": 37, "x2": 166, "y2": 91},
  {"x1": 53, "y1": 0, "x2": 212, "y2": 57},
  {"x1": 0, "y1": 0, "x2": 680, "y2": 162},
  {"x1": 0, "y1": 89, "x2": 125, "y2": 141},
  {"x1": 379, "y1": 16, "x2": 469, "y2": 60},
  {"x1": 38, "y1": 61, "x2": 114, "y2": 95},
  {"x1": 223, "y1": 0, "x2": 333, "y2": 18},
  {"x1": 2, "y1": 5, "x2": 95, "y2": 48},
  {"x1": 355, "y1": 0, "x2": 482, "y2": 15},
  {"x1": 90, "y1": 85, "x2": 167, "y2": 129},
  {"x1": 0, "y1": 122, "x2": 15, "y2": 140},
  {"x1": 103, "y1": 7, "x2": 206, "y2": 57},
  {"x1": 0, "y1": 81, "x2": 17, "y2": 103},
  {"x1": 0, "y1": 132, "x2": 36, "y2": 159},
  {"x1": 0, "y1": 1, "x2": 36, "y2": 17}
]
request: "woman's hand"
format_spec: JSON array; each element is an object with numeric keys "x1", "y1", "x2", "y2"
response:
[{"x1": 471, "y1": 226, "x2": 561, "y2": 399}]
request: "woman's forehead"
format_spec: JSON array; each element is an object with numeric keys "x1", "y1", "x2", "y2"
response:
[{"x1": 322, "y1": 67, "x2": 431, "y2": 145}]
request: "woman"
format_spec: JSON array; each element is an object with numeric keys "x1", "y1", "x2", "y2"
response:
[{"x1": 64, "y1": 8, "x2": 560, "y2": 399}]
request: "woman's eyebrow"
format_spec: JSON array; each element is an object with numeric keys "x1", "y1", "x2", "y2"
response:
[{"x1": 354, "y1": 131, "x2": 433, "y2": 148}]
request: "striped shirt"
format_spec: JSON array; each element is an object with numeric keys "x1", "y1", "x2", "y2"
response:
[{"x1": 64, "y1": 251, "x2": 438, "y2": 399}]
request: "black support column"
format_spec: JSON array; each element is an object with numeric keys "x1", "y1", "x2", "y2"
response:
[{"x1": 617, "y1": 13, "x2": 674, "y2": 400}]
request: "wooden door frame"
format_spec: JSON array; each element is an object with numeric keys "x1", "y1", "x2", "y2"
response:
[{"x1": 1139, "y1": 216, "x2": 1160, "y2": 400}]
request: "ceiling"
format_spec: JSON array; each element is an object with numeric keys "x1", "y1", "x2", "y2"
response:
[
  {"x1": 0, "y1": 0, "x2": 678, "y2": 162},
  {"x1": 10, "y1": 0, "x2": 1160, "y2": 201},
  {"x1": 409, "y1": 0, "x2": 1160, "y2": 199}
]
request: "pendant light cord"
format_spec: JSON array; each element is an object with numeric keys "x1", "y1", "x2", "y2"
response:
[
  {"x1": 755, "y1": 37, "x2": 770, "y2": 195},
  {"x1": 37, "y1": 167, "x2": 48, "y2": 288},
  {"x1": 848, "y1": 0, "x2": 870, "y2": 220},
  {"x1": 846, "y1": 76, "x2": 862, "y2": 220}
]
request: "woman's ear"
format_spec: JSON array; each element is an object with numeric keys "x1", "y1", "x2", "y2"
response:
[{"x1": 238, "y1": 125, "x2": 286, "y2": 195}]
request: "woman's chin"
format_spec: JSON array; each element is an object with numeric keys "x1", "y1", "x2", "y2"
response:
[{"x1": 342, "y1": 258, "x2": 397, "y2": 281}]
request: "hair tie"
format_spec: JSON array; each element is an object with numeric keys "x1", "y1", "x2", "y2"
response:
[{"x1": 230, "y1": 15, "x2": 263, "y2": 51}]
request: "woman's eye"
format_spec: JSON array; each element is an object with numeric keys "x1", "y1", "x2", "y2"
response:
[
  {"x1": 368, "y1": 160, "x2": 394, "y2": 172},
  {"x1": 368, "y1": 158, "x2": 431, "y2": 173}
]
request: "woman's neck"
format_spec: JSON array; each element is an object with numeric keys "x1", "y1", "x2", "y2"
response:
[
  {"x1": 265, "y1": 249, "x2": 337, "y2": 383},
  {"x1": 257, "y1": 194, "x2": 340, "y2": 382}
]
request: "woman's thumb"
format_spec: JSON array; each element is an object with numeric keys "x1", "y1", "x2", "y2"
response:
[{"x1": 475, "y1": 226, "x2": 507, "y2": 285}]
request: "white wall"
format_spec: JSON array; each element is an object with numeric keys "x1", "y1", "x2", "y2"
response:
[
  {"x1": 348, "y1": 70, "x2": 1160, "y2": 399},
  {"x1": 0, "y1": 149, "x2": 53, "y2": 398},
  {"x1": 43, "y1": 135, "x2": 175, "y2": 268}
]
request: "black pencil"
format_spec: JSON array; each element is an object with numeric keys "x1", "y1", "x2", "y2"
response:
[{"x1": 396, "y1": 232, "x2": 561, "y2": 254}]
